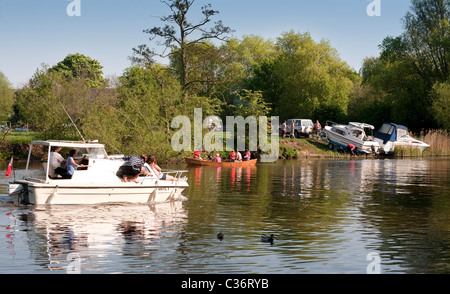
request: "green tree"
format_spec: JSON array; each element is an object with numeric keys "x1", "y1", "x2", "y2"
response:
[
  {"x1": 269, "y1": 31, "x2": 353, "y2": 121},
  {"x1": 16, "y1": 67, "x2": 91, "y2": 139},
  {"x1": 431, "y1": 81, "x2": 450, "y2": 130},
  {"x1": 50, "y1": 53, "x2": 107, "y2": 88},
  {"x1": 232, "y1": 89, "x2": 271, "y2": 118},
  {"x1": 403, "y1": 0, "x2": 450, "y2": 83},
  {"x1": 359, "y1": 0, "x2": 450, "y2": 130},
  {"x1": 0, "y1": 71, "x2": 14, "y2": 121}
]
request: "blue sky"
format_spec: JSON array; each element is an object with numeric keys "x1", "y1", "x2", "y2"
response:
[{"x1": 0, "y1": 0, "x2": 412, "y2": 87}]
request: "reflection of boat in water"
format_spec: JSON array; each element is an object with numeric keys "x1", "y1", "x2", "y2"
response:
[
  {"x1": 18, "y1": 202, "x2": 187, "y2": 272},
  {"x1": 8, "y1": 140, "x2": 188, "y2": 205},
  {"x1": 373, "y1": 123, "x2": 430, "y2": 154},
  {"x1": 323, "y1": 122, "x2": 381, "y2": 154},
  {"x1": 185, "y1": 157, "x2": 258, "y2": 167}
]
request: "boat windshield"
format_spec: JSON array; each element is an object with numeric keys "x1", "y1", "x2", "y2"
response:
[
  {"x1": 396, "y1": 128, "x2": 409, "y2": 139},
  {"x1": 378, "y1": 123, "x2": 395, "y2": 135},
  {"x1": 75, "y1": 147, "x2": 108, "y2": 159}
]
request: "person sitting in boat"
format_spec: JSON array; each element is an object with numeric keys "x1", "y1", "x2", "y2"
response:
[
  {"x1": 147, "y1": 155, "x2": 179, "y2": 181},
  {"x1": 193, "y1": 150, "x2": 203, "y2": 160},
  {"x1": 213, "y1": 153, "x2": 222, "y2": 163},
  {"x1": 243, "y1": 150, "x2": 251, "y2": 161},
  {"x1": 117, "y1": 154, "x2": 148, "y2": 183},
  {"x1": 49, "y1": 146, "x2": 67, "y2": 178},
  {"x1": 65, "y1": 149, "x2": 85, "y2": 179},
  {"x1": 235, "y1": 150, "x2": 243, "y2": 162},
  {"x1": 230, "y1": 150, "x2": 236, "y2": 162}
]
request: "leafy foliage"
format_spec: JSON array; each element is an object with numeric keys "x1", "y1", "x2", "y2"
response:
[
  {"x1": 49, "y1": 53, "x2": 107, "y2": 88},
  {"x1": 0, "y1": 71, "x2": 14, "y2": 121}
]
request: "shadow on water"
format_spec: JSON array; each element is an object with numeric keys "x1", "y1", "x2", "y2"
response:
[{"x1": 0, "y1": 158, "x2": 449, "y2": 273}]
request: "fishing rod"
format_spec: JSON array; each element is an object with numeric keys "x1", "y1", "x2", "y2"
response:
[{"x1": 60, "y1": 102, "x2": 86, "y2": 142}]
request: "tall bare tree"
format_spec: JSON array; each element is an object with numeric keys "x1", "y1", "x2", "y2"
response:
[{"x1": 132, "y1": 0, "x2": 233, "y2": 101}]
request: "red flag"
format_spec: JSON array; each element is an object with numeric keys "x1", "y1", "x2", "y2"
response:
[{"x1": 5, "y1": 156, "x2": 13, "y2": 178}]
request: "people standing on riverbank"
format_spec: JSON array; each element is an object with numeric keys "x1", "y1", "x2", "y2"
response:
[
  {"x1": 314, "y1": 120, "x2": 322, "y2": 139},
  {"x1": 281, "y1": 121, "x2": 287, "y2": 138},
  {"x1": 290, "y1": 120, "x2": 296, "y2": 138}
]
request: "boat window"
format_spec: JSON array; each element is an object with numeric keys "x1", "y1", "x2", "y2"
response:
[
  {"x1": 332, "y1": 127, "x2": 346, "y2": 136},
  {"x1": 397, "y1": 128, "x2": 408, "y2": 138},
  {"x1": 86, "y1": 147, "x2": 108, "y2": 159},
  {"x1": 378, "y1": 124, "x2": 394, "y2": 135}
]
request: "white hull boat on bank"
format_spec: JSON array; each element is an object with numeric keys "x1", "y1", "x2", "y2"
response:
[
  {"x1": 373, "y1": 123, "x2": 430, "y2": 154},
  {"x1": 323, "y1": 122, "x2": 381, "y2": 154},
  {"x1": 8, "y1": 141, "x2": 188, "y2": 205}
]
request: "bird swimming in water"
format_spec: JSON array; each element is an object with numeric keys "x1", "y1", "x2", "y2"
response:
[
  {"x1": 217, "y1": 232, "x2": 224, "y2": 241},
  {"x1": 260, "y1": 234, "x2": 275, "y2": 244}
]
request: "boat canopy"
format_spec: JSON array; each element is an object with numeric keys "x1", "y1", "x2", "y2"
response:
[
  {"x1": 374, "y1": 123, "x2": 409, "y2": 144},
  {"x1": 31, "y1": 140, "x2": 105, "y2": 149}
]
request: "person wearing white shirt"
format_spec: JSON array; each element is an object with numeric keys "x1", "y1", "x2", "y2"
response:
[{"x1": 49, "y1": 146, "x2": 67, "y2": 178}]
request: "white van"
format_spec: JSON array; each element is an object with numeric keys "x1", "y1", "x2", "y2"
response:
[{"x1": 283, "y1": 119, "x2": 314, "y2": 138}]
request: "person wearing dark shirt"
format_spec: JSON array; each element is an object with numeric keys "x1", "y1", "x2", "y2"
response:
[{"x1": 117, "y1": 154, "x2": 147, "y2": 183}]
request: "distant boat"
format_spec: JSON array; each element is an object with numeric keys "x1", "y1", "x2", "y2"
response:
[
  {"x1": 185, "y1": 157, "x2": 258, "y2": 167},
  {"x1": 323, "y1": 122, "x2": 381, "y2": 154},
  {"x1": 373, "y1": 123, "x2": 430, "y2": 154}
]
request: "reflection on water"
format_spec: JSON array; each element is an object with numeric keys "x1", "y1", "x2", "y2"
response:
[
  {"x1": 0, "y1": 158, "x2": 449, "y2": 273},
  {"x1": 2, "y1": 202, "x2": 187, "y2": 273}
]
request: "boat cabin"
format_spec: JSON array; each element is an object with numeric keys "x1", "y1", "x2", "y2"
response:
[
  {"x1": 25, "y1": 140, "x2": 113, "y2": 183},
  {"x1": 374, "y1": 123, "x2": 409, "y2": 145}
]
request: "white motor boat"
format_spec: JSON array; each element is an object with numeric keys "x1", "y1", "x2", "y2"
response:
[
  {"x1": 8, "y1": 140, "x2": 188, "y2": 205},
  {"x1": 323, "y1": 122, "x2": 381, "y2": 154},
  {"x1": 373, "y1": 123, "x2": 430, "y2": 154}
]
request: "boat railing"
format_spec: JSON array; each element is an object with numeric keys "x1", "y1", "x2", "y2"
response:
[{"x1": 162, "y1": 169, "x2": 189, "y2": 180}]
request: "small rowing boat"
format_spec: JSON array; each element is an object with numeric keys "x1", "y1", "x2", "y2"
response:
[{"x1": 184, "y1": 157, "x2": 257, "y2": 167}]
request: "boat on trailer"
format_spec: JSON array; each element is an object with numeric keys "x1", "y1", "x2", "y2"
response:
[
  {"x1": 323, "y1": 122, "x2": 381, "y2": 154},
  {"x1": 8, "y1": 140, "x2": 188, "y2": 205}
]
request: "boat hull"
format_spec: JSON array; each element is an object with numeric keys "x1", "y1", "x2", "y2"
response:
[
  {"x1": 185, "y1": 157, "x2": 258, "y2": 167},
  {"x1": 324, "y1": 126, "x2": 380, "y2": 154},
  {"x1": 9, "y1": 180, "x2": 188, "y2": 205}
]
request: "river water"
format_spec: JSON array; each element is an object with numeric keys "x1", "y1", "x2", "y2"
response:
[{"x1": 0, "y1": 158, "x2": 449, "y2": 274}]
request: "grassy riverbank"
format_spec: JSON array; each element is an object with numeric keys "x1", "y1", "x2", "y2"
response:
[{"x1": 279, "y1": 129, "x2": 450, "y2": 159}]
